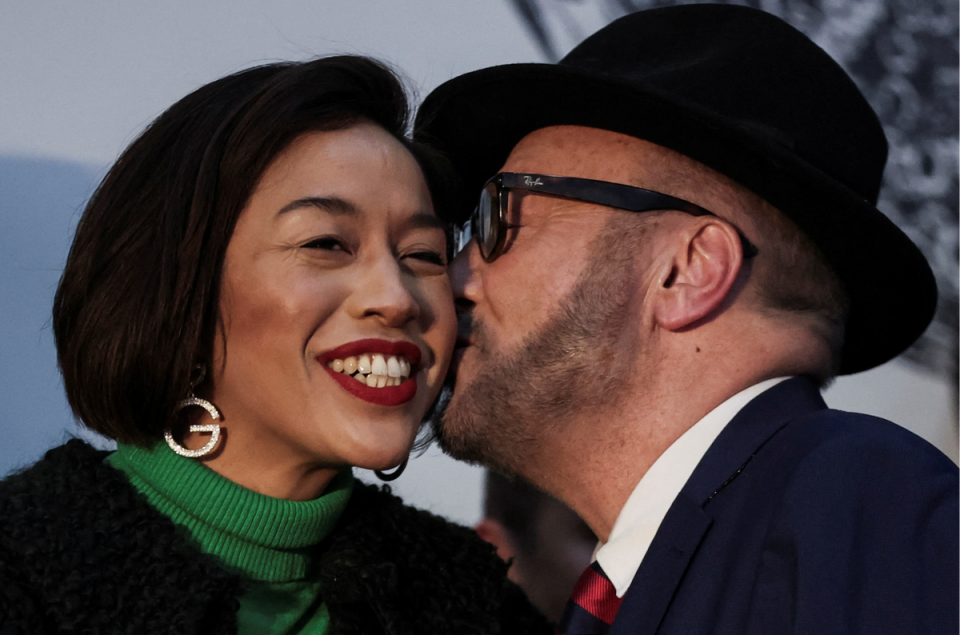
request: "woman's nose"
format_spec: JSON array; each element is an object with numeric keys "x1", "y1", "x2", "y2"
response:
[{"x1": 350, "y1": 256, "x2": 421, "y2": 327}]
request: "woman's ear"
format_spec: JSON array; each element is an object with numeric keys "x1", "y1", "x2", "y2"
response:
[{"x1": 653, "y1": 218, "x2": 744, "y2": 331}]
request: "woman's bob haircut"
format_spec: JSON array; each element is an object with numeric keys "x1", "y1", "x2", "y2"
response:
[{"x1": 53, "y1": 55, "x2": 455, "y2": 446}]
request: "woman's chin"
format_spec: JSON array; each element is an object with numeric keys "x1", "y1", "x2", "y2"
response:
[{"x1": 351, "y1": 442, "x2": 414, "y2": 473}]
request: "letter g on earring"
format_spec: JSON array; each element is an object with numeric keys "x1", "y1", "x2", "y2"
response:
[{"x1": 164, "y1": 397, "x2": 221, "y2": 458}]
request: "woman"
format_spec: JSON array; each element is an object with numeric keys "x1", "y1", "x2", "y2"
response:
[{"x1": 0, "y1": 56, "x2": 548, "y2": 634}]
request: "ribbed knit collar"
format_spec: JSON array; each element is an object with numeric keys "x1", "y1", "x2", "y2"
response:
[{"x1": 106, "y1": 442, "x2": 353, "y2": 583}]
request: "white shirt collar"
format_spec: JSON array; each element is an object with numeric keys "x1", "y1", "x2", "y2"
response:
[{"x1": 594, "y1": 376, "x2": 792, "y2": 598}]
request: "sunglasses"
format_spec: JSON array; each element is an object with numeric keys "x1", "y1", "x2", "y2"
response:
[{"x1": 458, "y1": 172, "x2": 758, "y2": 263}]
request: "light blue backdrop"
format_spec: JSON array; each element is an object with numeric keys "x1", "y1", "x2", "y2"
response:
[{"x1": 0, "y1": 158, "x2": 102, "y2": 471}]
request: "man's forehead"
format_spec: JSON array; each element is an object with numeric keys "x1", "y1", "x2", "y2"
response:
[
  {"x1": 501, "y1": 125, "x2": 758, "y2": 224},
  {"x1": 502, "y1": 126, "x2": 680, "y2": 183}
]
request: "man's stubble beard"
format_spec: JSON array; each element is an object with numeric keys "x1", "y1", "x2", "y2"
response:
[{"x1": 436, "y1": 218, "x2": 645, "y2": 478}]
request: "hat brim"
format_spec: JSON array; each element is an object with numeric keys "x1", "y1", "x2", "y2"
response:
[{"x1": 416, "y1": 62, "x2": 937, "y2": 375}]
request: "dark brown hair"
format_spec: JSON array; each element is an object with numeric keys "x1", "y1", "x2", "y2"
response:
[{"x1": 53, "y1": 56, "x2": 454, "y2": 446}]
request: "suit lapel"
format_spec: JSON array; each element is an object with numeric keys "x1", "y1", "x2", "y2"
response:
[
  {"x1": 682, "y1": 376, "x2": 826, "y2": 503},
  {"x1": 610, "y1": 377, "x2": 827, "y2": 634},
  {"x1": 609, "y1": 492, "x2": 712, "y2": 635}
]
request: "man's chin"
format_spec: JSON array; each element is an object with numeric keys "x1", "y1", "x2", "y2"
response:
[
  {"x1": 432, "y1": 390, "x2": 467, "y2": 456},
  {"x1": 432, "y1": 387, "x2": 491, "y2": 465}
]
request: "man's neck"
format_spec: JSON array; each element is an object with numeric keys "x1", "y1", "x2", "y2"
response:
[
  {"x1": 518, "y1": 314, "x2": 831, "y2": 540},
  {"x1": 526, "y1": 367, "x2": 786, "y2": 541}
]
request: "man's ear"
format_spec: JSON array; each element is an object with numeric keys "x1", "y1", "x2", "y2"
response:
[
  {"x1": 653, "y1": 219, "x2": 744, "y2": 331},
  {"x1": 475, "y1": 518, "x2": 518, "y2": 565}
]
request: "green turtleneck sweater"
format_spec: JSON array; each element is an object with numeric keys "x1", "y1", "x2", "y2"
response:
[{"x1": 106, "y1": 443, "x2": 353, "y2": 634}]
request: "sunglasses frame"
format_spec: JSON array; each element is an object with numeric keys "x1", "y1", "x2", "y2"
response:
[{"x1": 466, "y1": 172, "x2": 758, "y2": 263}]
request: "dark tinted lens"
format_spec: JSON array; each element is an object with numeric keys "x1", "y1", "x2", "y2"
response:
[{"x1": 477, "y1": 183, "x2": 499, "y2": 259}]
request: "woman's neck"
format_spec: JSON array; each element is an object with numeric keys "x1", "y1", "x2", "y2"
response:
[{"x1": 184, "y1": 426, "x2": 343, "y2": 501}]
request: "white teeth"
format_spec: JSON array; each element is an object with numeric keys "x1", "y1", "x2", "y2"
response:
[
  {"x1": 357, "y1": 355, "x2": 371, "y2": 375},
  {"x1": 387, "y1": 356, "x2": 401, "y2": 378},
  {"x1": 343, "y1": 356, "x2": 358, "y2": 374},
  {"x1": 328, "y1": 352, "x2": 414, "y2": 388}
]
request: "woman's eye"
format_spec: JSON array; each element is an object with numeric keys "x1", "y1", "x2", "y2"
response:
[
  {"x1": 302, "y1": 237, "x2": 349, "y2": 253},
  {"x1": 403, "y1": 250, "x2": 447, "y2": 268}
]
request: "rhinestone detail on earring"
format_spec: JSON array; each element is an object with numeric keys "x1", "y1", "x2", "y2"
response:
[{"x1": 164, "y1": 396, "x2": 222, "y2": 458}]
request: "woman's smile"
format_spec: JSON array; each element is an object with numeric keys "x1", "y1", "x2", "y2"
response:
[{"x1": 319, "y1": 338, "x2": 423, "y2": 406}]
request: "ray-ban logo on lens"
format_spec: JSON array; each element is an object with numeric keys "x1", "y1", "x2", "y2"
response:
[{"x1": 523, "y1": 176, "x2": 544, "y2": 186}]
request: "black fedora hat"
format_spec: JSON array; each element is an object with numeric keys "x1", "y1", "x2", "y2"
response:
[{"x1": 415, "y1": 3, "x2": 936, "y2": 375}]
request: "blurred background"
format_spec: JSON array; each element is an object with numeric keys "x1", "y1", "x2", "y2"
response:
[{"x1": 1, "y1": 0, "x2": 956, "y2": 527}]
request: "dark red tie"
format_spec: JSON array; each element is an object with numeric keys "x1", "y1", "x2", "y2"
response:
[{"x1": 556, "y1": 561, "x2": 623, "y2": 634}]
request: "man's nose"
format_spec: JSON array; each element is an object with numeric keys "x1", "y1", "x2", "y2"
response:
[{"x1": 450, "y1": 242, "x2": 481, "y2": 308}]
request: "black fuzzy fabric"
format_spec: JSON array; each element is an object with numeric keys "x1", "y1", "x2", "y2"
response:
[{"x1": 0, "y1": 440, "x2": 550, "y2": 634}]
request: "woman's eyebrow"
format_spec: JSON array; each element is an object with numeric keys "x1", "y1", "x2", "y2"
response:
[
  {"x1": 401, "y1": 212, "x2": 445, "y2": 232},
  {"x1": 277, "y1": 199, "x2": 442, "y2": 233},
  {"x1": 278, "y1": 196, "x2": 357, "y2": 216}
]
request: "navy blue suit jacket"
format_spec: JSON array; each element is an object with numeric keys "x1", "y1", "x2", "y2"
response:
[{"x1": 611, "y1": 376, "x2": 958, "y2": 634}]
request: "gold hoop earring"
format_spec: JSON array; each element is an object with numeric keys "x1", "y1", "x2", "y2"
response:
[{"x1": 164, "y1": 366, "x2": 221, "y2": 458}]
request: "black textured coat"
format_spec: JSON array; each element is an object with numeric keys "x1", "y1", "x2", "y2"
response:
[{"x1": 0, "y1": 440, "x2": 550, "y2": 635}]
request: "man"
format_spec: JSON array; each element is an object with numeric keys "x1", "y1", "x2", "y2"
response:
[
  {"x1": 415, "y1": 4, "x2": 958, "y2": 634},
  {"x1": 476, "y1": 470, "x2": 596, "y2": 623}
]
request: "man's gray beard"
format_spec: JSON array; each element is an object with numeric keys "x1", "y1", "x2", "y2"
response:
[{"x1": 436, "y1": 221, "x2": 642, "y2": 478}]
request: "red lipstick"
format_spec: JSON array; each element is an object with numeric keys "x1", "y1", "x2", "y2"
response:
[
  {"x1": 320, "y1": 339, "x2": 421, "y2": 366},
  {"x1": 319, "y1": 339, "x2": 422, "y2": 407}
]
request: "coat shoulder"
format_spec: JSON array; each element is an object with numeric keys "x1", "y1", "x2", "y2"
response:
[
  {"x1": 0, "y1": 439, "x2": 241, "y2": 635},
  {"x1": 772, "y1": 408, "x2": 957, "y2": 489},
  {"x1": 728, "y1": 409, "x2": 959, "y2": 634}
]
